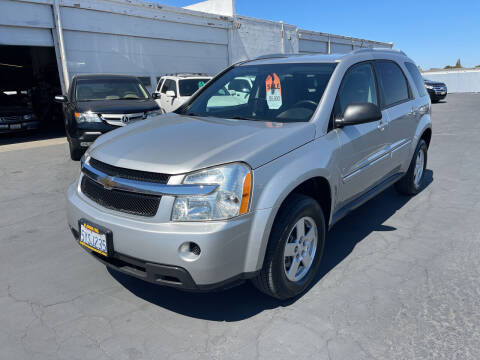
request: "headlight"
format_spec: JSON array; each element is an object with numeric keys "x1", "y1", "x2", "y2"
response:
[
  {"x1": 172, "y1": 163, "x2": 252, "y2": 221},
  {"x1": 425, "y1": 84, "x2": 433, "y2": 89},
  {"x1": 74, "y1": 111, "x2": 101, "y2": 123},
  {"x1": 23, "y1": 114, "x2": 34, "y2": 120},
  {"x1": 146, "y1": 110, "x2": 162, "y2": 118}
]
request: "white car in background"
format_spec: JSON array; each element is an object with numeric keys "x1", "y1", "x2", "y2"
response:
[{"x1": 153, "y1": 73, "x2": 211, "y2": 113}]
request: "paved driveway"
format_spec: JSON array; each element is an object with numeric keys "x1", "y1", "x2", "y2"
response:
[{"x1": 1, "y1": 94, "x2": 479, "y2": 359}]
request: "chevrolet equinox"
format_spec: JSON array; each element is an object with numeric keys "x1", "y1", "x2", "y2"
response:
[{"x1": 67, "y1": 49, "x2": 432, "y2": 299}]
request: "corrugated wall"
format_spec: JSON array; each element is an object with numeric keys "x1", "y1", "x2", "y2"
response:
[
  {"x1": 0, "y1": 0, "x2": 392, "y2": 93},
  {"x1": 422, "y1": 70, "x2": 480, "y2": 93}
]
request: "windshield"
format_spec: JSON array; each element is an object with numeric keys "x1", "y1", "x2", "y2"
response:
[
  {"x1": 177, "y1": 63, "x2": 336, "y2": 123},
  {"x1": 75, "y1": 78, "x2": 150, "y2": 101},
  {"x1": 179, "y1": 78, "x2": 210, "y2": 97},
  {"x1": 0, "y1": 91, "x2": 31, "y2": 108}
]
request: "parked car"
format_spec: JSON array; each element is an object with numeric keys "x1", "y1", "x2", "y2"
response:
[
  {"x1": 0, "y1": 90, "x2": 38, "y2": 133},
  {"x1": 67, "y1": 49, "x2": 432, "y2": 299},
  {"x1": 153, "y1": 73, "x2": 211, "y2": 113},
  {"x1": 424, "y1": 78, "x2": 447, "y2": 102},
  {"x1": 55, "y1": 74, "x2": 161, "y2": 160}
]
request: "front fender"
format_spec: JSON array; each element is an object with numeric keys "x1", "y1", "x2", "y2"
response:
[{"x1": 243, "y1": 133, "x2": 340, "y2": 272}]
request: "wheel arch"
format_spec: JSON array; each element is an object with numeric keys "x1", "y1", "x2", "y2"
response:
[
  {"x1": 248, "y1": 172, "x2": 334, "y2": 272},
  {"x1": 421, "y1": 127, "x2": 432, "y2": 148}
]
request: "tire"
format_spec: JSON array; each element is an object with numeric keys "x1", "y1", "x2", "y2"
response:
[
  {"x1": 251, "y1": 194, "x2": 326, "y2": 300},
  {"x1": 395, "y1": 139, "x2": 428, "y2": 195},
  {"x1": 69, "y1": 140, "x2": 84, "y2": 161}
]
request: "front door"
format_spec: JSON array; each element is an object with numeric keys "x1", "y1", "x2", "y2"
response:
[
  {"x1": 334, "y1": 62, "x2": 391, "y2": 206},
  {"x1": 160, "y1": 79, "x2": 179, "y2": 113}
]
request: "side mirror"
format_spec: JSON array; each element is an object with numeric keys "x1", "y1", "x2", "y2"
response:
[
  {"x1": 152, "y1": 93, "x2": 160, "y2": 99},
  {"x1": 335, "y1": 102, "x2": 382, "y2": 128},
  {"x1": 166, "y1": 90, "x2": 176, "y2": 98},
  {"x1": 54, "y1": 95, "x2": 67, "y2": 103}
]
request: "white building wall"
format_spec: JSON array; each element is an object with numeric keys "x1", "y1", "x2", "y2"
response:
[
  {"x1": 1, "y1": 0, "x2": 392, "y2": 93},
  {"x1": 58, "y1": 5, "x2": 230, "y2": 91},
  {"x1": 422, "y1": 70, "x2": 480, "y2": 93}
]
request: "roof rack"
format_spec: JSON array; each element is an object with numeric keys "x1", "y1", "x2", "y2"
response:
[
  {"x1": 162, "y1": 73, "x2": 209, "y2": 77},
  {"x1": 250, "y1": 53, "x2": 307, "y2": 61},
  {"x1": 352, "y1": 48, "x2": 407, "y2": 56}
]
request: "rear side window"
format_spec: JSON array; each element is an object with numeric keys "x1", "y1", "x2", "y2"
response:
[
  {"x1": 374, "y1": 61, "x2": 410, "y2": 107},
  {"x1": 335, "y1": 62, "x2": 378, "y2": 116},
  {"x1": 405, "y1": 62, "x2": 427, "y2": 97}
]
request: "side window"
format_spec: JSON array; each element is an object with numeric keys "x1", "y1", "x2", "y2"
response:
[
  {"x1": 335, "y1": 62, "x2": 378, "y2": 117},
  {"x1": 162, "y1": 79, "x2": 175, "y2": 94},
  {"x1": 374, "y1": 61, "x2": 410, "y2": 107},
  {"x1": 405, "y1": 62, "x2": 427, "y2": 98}
]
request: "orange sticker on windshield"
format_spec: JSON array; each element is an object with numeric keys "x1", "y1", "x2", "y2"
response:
[{"x1": 266, "y1": 73, "x2": 282, "y2": 109}]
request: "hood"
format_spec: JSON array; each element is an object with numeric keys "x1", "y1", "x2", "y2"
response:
[
  {"x1": 89, "y1": 113, "x2": 316, "y2": 174},
  {"x1": 0, "y1": 105, "x2": 33, "y2": 116},
  {"x1": 75, "y1": 99, "x2": 159, "y2": 114}
]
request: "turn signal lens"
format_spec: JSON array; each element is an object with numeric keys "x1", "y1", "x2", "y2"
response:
[{"x1": 239, "y1": 172, "x2": 251, "y2": 215}]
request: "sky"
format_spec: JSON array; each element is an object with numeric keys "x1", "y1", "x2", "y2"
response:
[{"x1": 153, "y1": 0, "x2": 480, "y2": 70}]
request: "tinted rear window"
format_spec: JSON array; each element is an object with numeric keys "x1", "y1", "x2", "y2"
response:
[
  {"x1": 374, "y1": 61, "x2": 410, "y2": 107},
  {"x1": 405, "y1": 62, "x2": 427, "y2": 97},
  {"x1": 179, "y1": 79, "x2": 210, "y2": 97}
]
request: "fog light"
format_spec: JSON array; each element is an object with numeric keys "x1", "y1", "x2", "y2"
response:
[{"x1": 178, "y1": 242, "x2": 201, "y2": 262}]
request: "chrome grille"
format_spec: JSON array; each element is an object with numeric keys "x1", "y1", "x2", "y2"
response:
[
  {"x1": 0, "y1": 115, "x2": 22, "y2": 123},
  {"x1": 81, "y1": 176, "x2": 160, "y2": 217},
  {"x1": 100, "y1": 113, "x2": 146, "y2": 126}
]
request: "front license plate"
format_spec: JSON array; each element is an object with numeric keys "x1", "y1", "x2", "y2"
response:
[
  {"x1": 80, "y1": 222, "x2": 108, "y2": 256},
  {"x1": 10, "y1": 124, "x2": 21, "y2": 130}
]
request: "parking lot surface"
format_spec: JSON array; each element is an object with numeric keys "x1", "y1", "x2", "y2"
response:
[{"x1": 1, "y1": 93, "x2": 480, "y2": 359}]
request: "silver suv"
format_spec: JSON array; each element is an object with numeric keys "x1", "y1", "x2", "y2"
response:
[{"x1": 67, "y1": 49, "x2": 432, "y2": 299}]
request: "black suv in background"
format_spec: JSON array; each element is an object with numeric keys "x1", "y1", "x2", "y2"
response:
[
  {"x1": 55, "y1": 74, "x2": 160, "y2": 160},
  {"x1": 0, "y1": 90, "x2": 38, "y2": 133},
  {"x1": 424, "y1": 78, "x2": 447, "y2": 103}
]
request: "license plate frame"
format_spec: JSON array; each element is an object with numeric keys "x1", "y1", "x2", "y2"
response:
[
  {"x1": 10, "y1": 124, "x2": 21, "y2": 130},
  {"x1": 78, "y1": 219, "x2": 114, "y2": 257}
]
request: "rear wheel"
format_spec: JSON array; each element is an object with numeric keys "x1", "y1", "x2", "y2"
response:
[
  {"x1": 252, "y1": 194, "x2": 326, "y2": 300},
  {"x1": 395, "y1": 139, "x2": 428, "y2": 195}
]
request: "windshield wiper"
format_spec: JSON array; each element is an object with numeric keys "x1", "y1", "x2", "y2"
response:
[{"x1": 229, "y1": 116, "x2": 257, "y2": 121}]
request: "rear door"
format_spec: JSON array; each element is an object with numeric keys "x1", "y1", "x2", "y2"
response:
[
  {"x1": 335, "y1": 62, "x2": 391, "y2": 205},
  {"x1": 373, "y1": 60, "x2": 416, "y2": 172}
]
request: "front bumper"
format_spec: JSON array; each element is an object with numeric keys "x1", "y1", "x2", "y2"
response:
[
  {"x1": 0, "y1": 120, "x2": 40, "y2": 133},
  {"x1": 67, "y1": 181, "x2": 260, "y2": 289},
  {"x1": 69, "y1": 122, "x2": 118, "y2": 148},
  {"x1": 427, "y1": 89, "x2": 447, "y2": 101}
]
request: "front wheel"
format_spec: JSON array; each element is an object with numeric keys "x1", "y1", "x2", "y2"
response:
[
  {"x1": 251, "y1": 194, "x2": 326, "y2": 300},
  {"x1": 395, "y1": 139, "x2": 428, "y2": 195},
  {"x1": 69, "y1": 140, "x2": 84, "y2": 161}
]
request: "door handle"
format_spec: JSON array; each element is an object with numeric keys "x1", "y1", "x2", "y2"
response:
[{"x1": 377, "y1": 120, "x2": 386, "y2": 131}]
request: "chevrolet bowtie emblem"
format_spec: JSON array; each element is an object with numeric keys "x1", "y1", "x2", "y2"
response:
[{"x1": 100, "y1": 176, "x2": 116, "y2": 190}]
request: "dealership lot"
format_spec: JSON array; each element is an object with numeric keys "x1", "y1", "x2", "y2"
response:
[{"x1": 1, "y1": 93, "x2": 480, "y2": 359}]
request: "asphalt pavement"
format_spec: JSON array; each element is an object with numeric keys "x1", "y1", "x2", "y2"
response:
[{"x1": 1, "y1": 93, "x2": 479, "y2": 359}]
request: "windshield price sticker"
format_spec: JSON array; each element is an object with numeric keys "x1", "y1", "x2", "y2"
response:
[{"x1": 266, "y1": 73, "x2": 282, "y2": 109}]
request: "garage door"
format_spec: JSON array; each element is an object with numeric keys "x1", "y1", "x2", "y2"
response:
[
  {"x1": 0, "y1": 25, "x2": 53, "y2": 47},
  {"x1": 0, "y1": 0, "x2": 54, "y2": 47}
]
